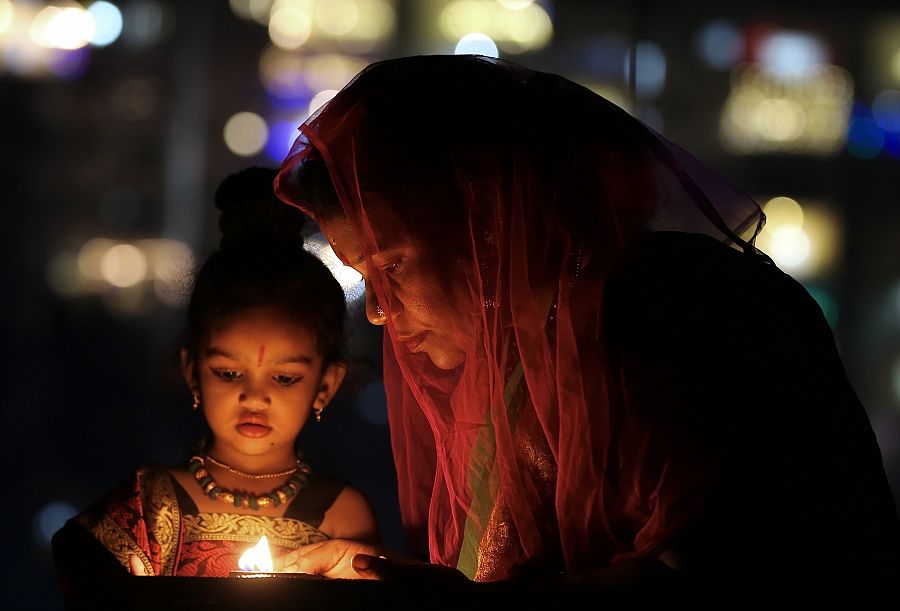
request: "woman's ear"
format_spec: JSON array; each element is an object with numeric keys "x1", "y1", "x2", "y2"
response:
[
  {"x1": 180, "y1": 348, "x2": 197, "y2": 391},
  {"x1": 313, "y1": 362, "x2": 348, "y2": 412}
]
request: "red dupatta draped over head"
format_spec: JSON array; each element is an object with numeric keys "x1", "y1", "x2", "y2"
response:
[{"x1": 276, "y1": 55, "x2": 763, "y2": 581}]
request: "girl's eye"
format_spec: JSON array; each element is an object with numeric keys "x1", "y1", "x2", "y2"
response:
[
  {"x1": 212, "y1": 368, "x2": 241, "y2": 382},
  {"x1": 274, "y1": 374, "x2": 303, "y2": 387}
]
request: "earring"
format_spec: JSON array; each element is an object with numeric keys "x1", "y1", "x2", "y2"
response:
[
  {"x1": 192, "y1": 390, "x2": 200, "y2": 411},
  {"x1": 375, "y1": 304, "x2": 385, "y2": 318},
  {"x1": 314, "y1": 407, "x2": 323, "y2": 423}
]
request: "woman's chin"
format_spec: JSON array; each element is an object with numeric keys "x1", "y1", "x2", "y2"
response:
[{"x1": 425, "y1": 348, "x2": 466, "y2": 370}]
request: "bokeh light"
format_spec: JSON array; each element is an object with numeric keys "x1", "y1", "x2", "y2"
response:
[
  {"x1": 34, "y1": 502, "x2": 78, "y2": 547},
  {"x1": 100, "y1": 243, "x2": 148, "y2": 288},
  {"x1": 695, "y1": 19, "x2": 743, "y2": 70},
  {"x1": 873, "y1": 90, "x2": 900, "y2": 132},
  {"x1": 455, "y1": 32, "x2": 498, "y2": 57},
  {"x1": 720, "y1": 63, "x2": 853, "y2": 155},
  {"x1": 223, "y1": 111, "x2": 269, "y2": 156},
  {"x1": 88, "y1": 1, "x2": 123, "y2": 47},
  {"x1": 304, "y1": 234, "x2": 364, "y2": 304},
  {"x1": 624, "y1": 41, "x2": 666, "y2": 98},
  {"x1": 846, "y1": 116, "x2": 884, "y2": 159},
  {"x1": 268, "y1": 4, "x2": 312, "y2": 50},
  {"x1": 756, "y1": 30, "x2": 827, "y2": 79},
  {"x1": 440, "y1": 0, "x2": 552, "y2": 54},
  {"x1": 763, "y1": 196, "x2": 804, "y2": 229},
  {"x1": 46, "y1": 251, "x2": 87, "y2": 297},
  {"x1": 315, "y1": 0, "x2": 358, "y2": 36},
  {"x1": 30, "y1": 4, "x2": 95, "y2": 50},
  {"x1": 308, "y1": 89, "x2": 338, "y2": 116},
  {"x1": 0, "y1": 0, "x2": 14, "y2": 34}
]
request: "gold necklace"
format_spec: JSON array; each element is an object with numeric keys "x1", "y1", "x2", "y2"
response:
[
  {"x1": 188, "y1": 454, "x2": 311, "y2": 510},
  {"x1": 204, "y1": 453, "x2": 300, "y2": 479}
]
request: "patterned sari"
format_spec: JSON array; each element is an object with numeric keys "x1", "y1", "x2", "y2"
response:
[{"x1": 55, "y1": 464, "x2": 343, "y2": 577}]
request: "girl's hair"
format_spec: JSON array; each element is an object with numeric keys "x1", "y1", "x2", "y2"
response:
[{"x1": 183, "y1": 167, "x2": 346, "y2": 369}]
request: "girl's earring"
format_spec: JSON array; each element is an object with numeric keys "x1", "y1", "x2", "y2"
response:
[
  {"x1": 192, "y1": 390, "x2": 200, "y2": 411},
  {"x1": 314, "y1": 406, "x2": 323, "y2": 423}
]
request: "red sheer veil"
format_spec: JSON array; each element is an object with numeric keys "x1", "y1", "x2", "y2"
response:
[{"x1": 276, "y1": 55, "x2": 764, "y2": 580}]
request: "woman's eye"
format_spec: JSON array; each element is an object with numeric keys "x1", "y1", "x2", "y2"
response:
[
  {"x1": 274, "y1": 374, "x2": 302, "y2": 387},
  {"x1": 212, "y1": 369, "x2": 241, "y2": 382},
  {"x1": 383, "y1": 260, "x2": 403, "y2": 276}
]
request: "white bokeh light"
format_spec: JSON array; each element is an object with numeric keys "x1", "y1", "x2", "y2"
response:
[
  {"x1": 88, "y1": 1, "x2": 123, "y2": 46},
  {"x1": 455, "y1": 32, "x2": 498, "y2": 58},
  {"x1": 223, "y1": 112, "x2": 269, "y2": 157},
  {"x1": 304, "y1": 234, "x2": 364, "y2": 304},
  {"x1": 100, "y1": 243, "x2": 148, "y2": 288}
]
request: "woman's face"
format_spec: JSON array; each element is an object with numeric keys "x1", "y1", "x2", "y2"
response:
[{"x1": 318, "y1": 214, "x2": 474, "y2": 370}]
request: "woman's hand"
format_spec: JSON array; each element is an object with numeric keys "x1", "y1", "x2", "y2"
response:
[
  {"x1": 276, "y1": 539, "x2": 381, "y2": 579},
  {"x1": 275, "y1": 539, "x2": 469, "y2": 586}
]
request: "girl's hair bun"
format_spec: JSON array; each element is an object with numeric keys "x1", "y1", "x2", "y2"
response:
[{"x1": 214, "y1": 166, "x2": 307, "y2": 250}]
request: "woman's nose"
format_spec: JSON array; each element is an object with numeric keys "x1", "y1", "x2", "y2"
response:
[{"x1": 365, "y1": 282, "x2": 387, "y2": 326}]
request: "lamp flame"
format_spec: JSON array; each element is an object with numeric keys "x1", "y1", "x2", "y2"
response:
[{"x1": 237, "y1": 535, "x2": 274, "y2": 572}]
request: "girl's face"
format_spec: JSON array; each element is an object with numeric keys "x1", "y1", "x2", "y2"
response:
[{"x1": 184, "y1": 305, "x2": 345, "y2": 468}]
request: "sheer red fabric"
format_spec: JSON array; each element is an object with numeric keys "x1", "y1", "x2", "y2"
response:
[{"x1": 276, "y1": 55, "x2": 766, "y2": 580}]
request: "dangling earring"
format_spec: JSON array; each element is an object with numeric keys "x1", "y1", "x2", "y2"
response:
[
  {"x1": 314, "y1": 406, "x2": 323, "y2": 423},
  {"x1": 192, "y1": 390, "x2": 200, "y2": 411}
]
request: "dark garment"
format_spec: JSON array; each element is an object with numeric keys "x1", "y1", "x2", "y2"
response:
[{"x1": 603, "y1": 231, "x2": 900, "y2": 606}]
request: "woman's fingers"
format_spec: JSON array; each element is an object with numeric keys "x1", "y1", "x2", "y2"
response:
[
  {"x1": 277, "y1": 539, "x2": 380, "y2": 579},
  {"x1": 275, "y1": 541, "x2": 328, "y2": 571}
]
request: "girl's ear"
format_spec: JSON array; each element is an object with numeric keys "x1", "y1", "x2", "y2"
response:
[
  {"x1": 313, "y1": 362, "x2": 348, "y2": 412},
  {"x1": 180, "y1": 348, "x2": 197, "y2": 391}
]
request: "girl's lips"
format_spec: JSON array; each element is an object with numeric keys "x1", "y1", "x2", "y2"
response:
[{"x1": 236, "y1": 423, "x2": 272, "y2": 438}]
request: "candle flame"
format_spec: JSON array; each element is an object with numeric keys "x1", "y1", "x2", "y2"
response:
[{"x1": 238, "y1": 535, "x2": 273, "y2": 572}]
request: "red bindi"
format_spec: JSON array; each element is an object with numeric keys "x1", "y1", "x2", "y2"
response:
[{"x1": 257, "y1": 345, "x2": 265, "y2": 367}]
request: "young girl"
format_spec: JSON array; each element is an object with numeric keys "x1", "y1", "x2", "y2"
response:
[{"x1": 52, "y1": 167, "x2": 378, "y2": 585}]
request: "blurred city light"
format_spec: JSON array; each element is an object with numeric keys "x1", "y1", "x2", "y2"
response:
[
  {"x1": 100, "y1": 243, "x2": 148, "y2": 288},
  {"x1": 873, "y1": 90, "x2": 900, "y2": 132},
  {"x1": 720, "y1": 62, "x2": 853, "y2": 155},
  {"x1": 224, "y1": 111, "x2": 269, "y2": 156},
  {"x1": 756, "y1": 30, "x2": 827, "y2": 79},
  {"x1": 120, "y1": 0, "x2": 166, "y2": 47},
  {"x1": 440, "y1": 0, "x2": 552, "y2": 54},
  {"x1": 30, "y1": 4, "x2": 94, "y2": 50},
  {"x1": 87, "y1": 1, "x2": 123, "y2": 47},
  {"x1": 268, "y1": 3, "x2": 312, "y2": 49},
  {"x1": 846, "y1": 115, "x2": 885, "y2": 159},
  {"x1": 454, "y1": 32, "x2": 498, "y2": 57},
  {"x1": 695, "y1": 19, "x2": 743, "y2": 71},
  {"x1": 308, "y1": 88, "x2": 338, "y2": 115},
  {"x1": 624, "y1": 41, "x2": 666, "y2": 98},
  {"x1": 0, "y1": 0, "x2": 13, "y2": 34},
  {"x1": 755, "y1": 197, "x2": 840, "y2": 280},
  {"x1": 34, "y1": 502, "x2": 78, "y2": 547},
  {"x1": 303, "y1": 234, "x2": 364, "y2": 304}
]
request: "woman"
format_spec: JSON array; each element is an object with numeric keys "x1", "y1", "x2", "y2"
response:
[{"x1": 274, "y1": 55, "x2": 900, "y2": 604}]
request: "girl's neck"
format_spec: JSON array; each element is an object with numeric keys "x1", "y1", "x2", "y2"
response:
[{"x1": 205, "y1": 441, "x2": 298, "y2": 476}]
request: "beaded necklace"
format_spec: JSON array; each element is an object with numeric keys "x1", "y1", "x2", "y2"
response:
[{"x1": 187, "y1": 441, "x2": 311, "y2": 510}]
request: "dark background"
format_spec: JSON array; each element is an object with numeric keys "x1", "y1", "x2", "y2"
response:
[{"x1": 2, "y1": 1, "x2": 899, "y2": 609}]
